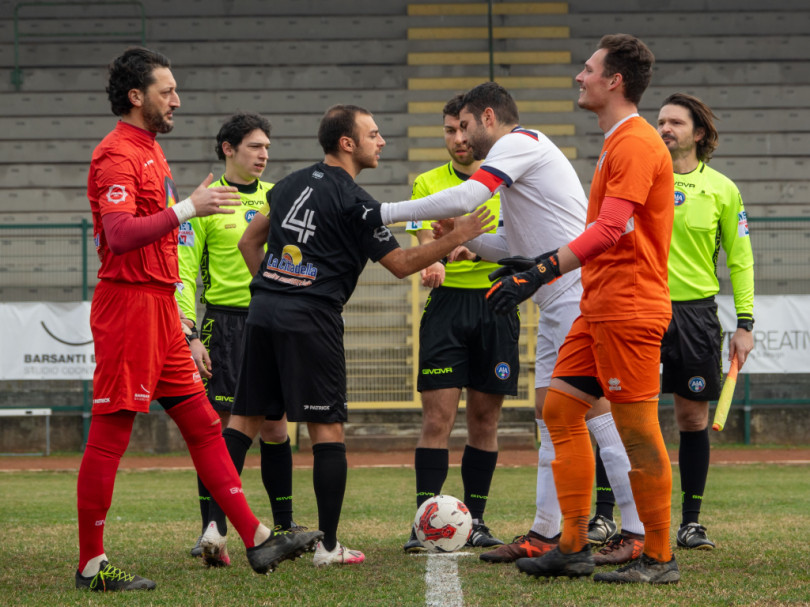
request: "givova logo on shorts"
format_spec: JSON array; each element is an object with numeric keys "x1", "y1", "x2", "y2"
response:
[{"x1": 422, "y1": 367, "x2": 453, "y2": 375}]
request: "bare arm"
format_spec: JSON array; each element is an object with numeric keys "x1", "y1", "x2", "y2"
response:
[
  {"x1": 379, "y1": 207, "x2": 494, "y2": 279},
  {"x1": 238, "y1": 211, "x2": 270, "y2": 275}
]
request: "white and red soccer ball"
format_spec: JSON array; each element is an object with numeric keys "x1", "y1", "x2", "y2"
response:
[{"x1": 414, "y1": 494, "x2": 473, "y2": 552}]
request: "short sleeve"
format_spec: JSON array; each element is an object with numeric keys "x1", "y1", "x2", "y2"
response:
[{"x1": 346, "y1": 198, "x2": 399, "y2": 262}]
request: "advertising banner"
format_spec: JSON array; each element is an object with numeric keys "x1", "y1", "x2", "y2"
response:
[{"x1": 0, "y1": 302, "x2": 95, "y2": 380}]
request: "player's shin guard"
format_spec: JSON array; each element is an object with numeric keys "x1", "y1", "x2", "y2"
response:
[
  {"x1": 261, "y1": 437, "x2": 294, "y2": 529},
  {"x1": 461, "y1": 445, "x2": 498, "y2": 521},
  {"x1": 532, "y1": 420, "x2": 562, "y2": 538},
  {"x1": 542, "y1": 388, "x2": 593, "y2": 553},
  {"x1": 414, "y1": 447, "x2": 449, "y2": 509},
  {"x1": 610, "y1": 400, "x2": 673, "y2": 562},
  {"x1": 77, "y1": 410, "x2": 136, "y2": 571},
  {"x1": 587, "y1": 412, "x2": 643, "y2": 536},
  {"x1": 312, "y1": 442, "x2": 347, "y2": 552},
  {"x1": 166, "y1": 393, "x2": 260, "y2": 547},
  {"x1": 679, "y1": 427, "x2": 710, "y2": 526},
  {"x1": 205, "y1": 427, "x2": 254, "y2": 536}
]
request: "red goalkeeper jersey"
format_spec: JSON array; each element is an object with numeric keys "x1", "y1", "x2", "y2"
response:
[{"x1": 88, "y1": 121, "x2": 181, "y2": 286}]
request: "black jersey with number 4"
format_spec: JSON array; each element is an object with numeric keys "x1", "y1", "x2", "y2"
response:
[{"x1": 251, "y1": 162, "x2": 399, "y2": 309}]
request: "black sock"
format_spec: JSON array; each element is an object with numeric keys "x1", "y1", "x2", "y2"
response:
[
  {"x1": 197, "y1": 474, "x2": 210, "y2": 534},
  {"x1": 312, "y1": 442, "x2": 347, "y2": 552},
  {"x1": 414, "y1": 447, "x2": 449, "y2": 509},
  {"x1": 208, "y1": 427, "x2": 253, "y2": 536},
  {"x1": 594, "y1": 445, "x2": 616, "y2": 519},
  {"x1": 261, "y1": 437, "x2": 294, "y2": 529},
  {"x1": 680, "y1": 427, "x2": 711, "y2": 526},
  {"x1": 461, "y1": 445, "x2": 498, "y2": 521}
]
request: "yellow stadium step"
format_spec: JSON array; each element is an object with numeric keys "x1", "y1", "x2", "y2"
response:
[
  {"x1": 408, "y1": 26, "x2": 569, "y2": 40},
  {"x1": 408, "y1": 3, "x2": 568, "y2": 16},
  {"x1": 408, "y1": 51, "x2": 571, "y2": 65},
  {"x1": 408, "y1": 76, "x2": 572, "y2": 90}
]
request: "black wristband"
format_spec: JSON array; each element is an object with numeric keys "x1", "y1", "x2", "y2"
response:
[{"x1": 737, "y1": 318, "x2": 754, "y2": 331}]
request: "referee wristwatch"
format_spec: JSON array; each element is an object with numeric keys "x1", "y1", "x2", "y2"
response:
[{"x1": 737, "y1": 317, "x2": 754, "y2": 332}]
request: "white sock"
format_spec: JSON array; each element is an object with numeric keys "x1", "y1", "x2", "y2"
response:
[
  {"x1": 254, "y1": 523, "x2": 271, "y2": 546},
  {"x1": 81, "y1": 554, "x2": 107, "y2": 577},
  {"x1": 587, "y1": 413, "x2": 644, "y2": 536},
  {"x1": 531, "y1": 419, "x2": 562, "y2": 538}
]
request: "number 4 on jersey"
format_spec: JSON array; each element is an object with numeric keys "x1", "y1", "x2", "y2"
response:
[{"x1": 282, "y1": 186, "x2": 317, "y2": 243}]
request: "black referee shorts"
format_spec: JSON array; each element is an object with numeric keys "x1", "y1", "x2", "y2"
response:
[
  {"x1": 233, "y1": 292, "x2": 348, "y2": 424},
  {"x1": 660, "y1": 297, "x2": 723, "y2": 401},
  {"x1": 417, "y1": 286, "x2": 519, "y2": 395},
  {"x1": 199, "y1": 305, "x2": 247, "y2": 413}
]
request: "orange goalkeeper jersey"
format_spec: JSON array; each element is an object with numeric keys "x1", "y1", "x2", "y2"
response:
[{"x1": 580, "y1": 116, "x2": 674, "y2": 321}]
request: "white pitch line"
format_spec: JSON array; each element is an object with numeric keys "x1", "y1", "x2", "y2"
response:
[{"x1": 422, "y1": 552, "x2": 472, "y2": 607}]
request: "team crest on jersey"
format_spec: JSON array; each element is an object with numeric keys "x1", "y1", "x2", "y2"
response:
[
  {"x1": 178, "y1": 221, "x2": 194, "y2": 246},
  {"x1": 373, "y1": 226, "x2": 393, "y2": 242},
  {"x1": 245, "y1": 209, "x2": 258, "y2": 223},
  {"x1": 494, "y1": 362, "x2": 511, "y2": 380},
  {"x1": 164, "y1": 176, "x2": 179, "y2": 208},
  {"x1": 674, "y1": 191, "x2": 686, "y2": 206},
  {"x1": 737, "y1": 211, "x2": 749, "y2": 237},
  {"x1": 106, "y1": 184, "x2": 127, "y2": 204},
  {"x1": 688, "y1": 376, "x2": 706, "y2": 393}
]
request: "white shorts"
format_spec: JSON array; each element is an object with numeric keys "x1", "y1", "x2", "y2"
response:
[{"x1": 534, "y1": 280, "x2": 583, "y2": 388}]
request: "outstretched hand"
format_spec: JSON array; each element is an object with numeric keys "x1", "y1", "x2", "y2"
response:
[
  {"x1": 190, "y1": 173, "x2": 241, "y2": 218},
  {"x1": 451, "y1": 207, "x2": 495, "y2": 242}
]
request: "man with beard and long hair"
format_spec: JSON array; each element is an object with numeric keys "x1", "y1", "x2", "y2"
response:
[{"x1": 77, "y1": 47, "x2": 322, "y2": 592}]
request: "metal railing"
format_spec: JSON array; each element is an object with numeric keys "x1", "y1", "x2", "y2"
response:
[{"x1": 0, "y1": 217, "x2": 808, "y2": 443}]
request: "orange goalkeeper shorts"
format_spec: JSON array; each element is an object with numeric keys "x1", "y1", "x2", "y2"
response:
[{"x1": 553, "y1": 315, "x2": 669, "y2": 403}]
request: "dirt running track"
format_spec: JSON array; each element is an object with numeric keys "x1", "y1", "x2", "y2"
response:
[{"x1": 2, "y1": 447, "x2": 809, "y2": 472}]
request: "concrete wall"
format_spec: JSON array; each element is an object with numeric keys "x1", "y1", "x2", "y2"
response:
[{"x1": 2, "y1": 401, "x2": 808, "y2": 455}]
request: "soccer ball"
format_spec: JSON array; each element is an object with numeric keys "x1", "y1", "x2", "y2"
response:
[{"x1": 413, "y1": 494, "x2": 473, "y2": 552}]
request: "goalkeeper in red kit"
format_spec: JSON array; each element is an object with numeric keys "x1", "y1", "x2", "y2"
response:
[{"x1": 76, "y1": 47, "x2": 322, "y2": 592}]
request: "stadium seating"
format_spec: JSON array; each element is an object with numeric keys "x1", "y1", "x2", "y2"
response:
[{"x1": 0, "y1": 0, "x2": 808, "y2": 441}]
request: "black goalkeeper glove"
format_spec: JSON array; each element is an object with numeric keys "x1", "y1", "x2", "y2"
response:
[
  {"x1": 486, "y1": 250, "x2": 561, "y2": 314},
  {"x1": 487, "y1": 250, "x2": 559, "y2": 282}
]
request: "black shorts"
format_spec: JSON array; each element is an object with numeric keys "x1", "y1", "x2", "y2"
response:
[
  {"x1": 417, "y1": 286, "x2": 520, "y2": 395},
  {"x1": 233, "y1": 292, "x2": 347, "y2": 424},
  {"x1": 199, "y1": 305, "x2": 247, "y2": 412},
  {"x1": 660, "y1": 298, "x2": 723, "y2": 401}
]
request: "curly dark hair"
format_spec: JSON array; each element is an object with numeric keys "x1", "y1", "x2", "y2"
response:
[
  {"x1": 598, "y1": 34, "x2": 655, "y2": 106},
  {"x1": 215, "y1": 112, "x2": 272, "y2": 161},
  {"x1": 106, "y1": 47, "x2": 171, "y2": 117},
  {"x1": 661, "y1": 93, "x2": 719, "y2": 163}
]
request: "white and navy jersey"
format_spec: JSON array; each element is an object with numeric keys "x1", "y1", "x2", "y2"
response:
[
  {"x1": 470, "y1": 127, "x2": 588, "y2": 307},
  {"x1": 250, "y1": 162, "x2": 399, "y2": 309}
]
